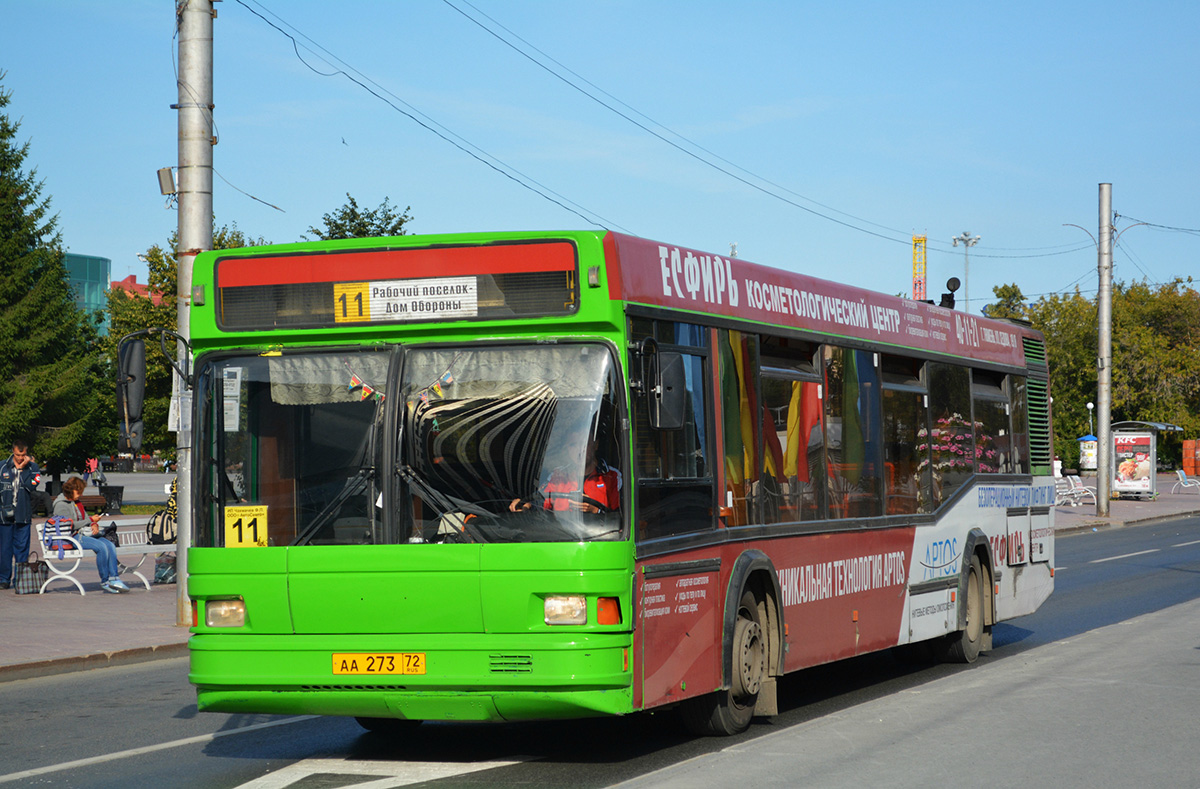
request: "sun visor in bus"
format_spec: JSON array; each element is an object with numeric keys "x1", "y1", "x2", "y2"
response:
[{"x1": 267, "y1": 354, "x2": 390, "y2": 405}]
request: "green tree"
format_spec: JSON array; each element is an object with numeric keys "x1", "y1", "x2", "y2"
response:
[
  {"x1": 1110, "y1": 278, "x2": 1200, "y2": 447},
  {"x1": 983, "y1": 283, "x2": 1028, "y2": 321},
  {"x1": 105, "y1": 223, "x2": 267, "y2": 456},
  {"x1": 1026, "y1": 277, "x2": 1200, "y2": 467},
  {"x1": 0, "y1": 73, "x2": 109, "y2": 474},
  {"x1": 305, "y1": 193, "x2": 413, "y2": 240}
]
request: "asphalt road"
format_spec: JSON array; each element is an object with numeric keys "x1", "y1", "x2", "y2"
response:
[
  {"x1": 41, "y1": 471, "x2": 175, "y2": 509},
  {"x1": 3, "y1": 518, "x2": 1199, "y2": 788},
  {"x1": 96, "y1": 471, "x2": 175, "y2": 507}
]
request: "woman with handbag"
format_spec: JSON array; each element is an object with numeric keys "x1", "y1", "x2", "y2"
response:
[{"x1": 52, "y1": 476, "x2": 128, "y2": 594}]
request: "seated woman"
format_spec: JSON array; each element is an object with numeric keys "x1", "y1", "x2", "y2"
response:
[{"x1": 53, "y1": 476, "x2": 128, "y2": 593}]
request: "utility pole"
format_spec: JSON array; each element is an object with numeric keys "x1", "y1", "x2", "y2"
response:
[
  {"x1": 174, "y1": 0, "x2": 215, "y2": 625},
  {"x1": 951, "y1": 231, "x2": 980, "y2": 313},
  {"x1": 1096, "y1": 184, "x2": 1112, "y2": 516}
]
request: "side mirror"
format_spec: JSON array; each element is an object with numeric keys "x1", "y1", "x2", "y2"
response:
[
  {"x1": 650, "y1": 351, "x2": 686, "y2": 431},
  {"x1": 117, "y1": 339, "x2": 146, "y2": 451}
]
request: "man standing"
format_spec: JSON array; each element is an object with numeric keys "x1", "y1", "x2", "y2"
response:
[{"x1": 0, "y1": 440, "x2": 41, "y2": 590}]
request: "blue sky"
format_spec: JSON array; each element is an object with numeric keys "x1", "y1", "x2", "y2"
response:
[{"x1": 5, "y1": 1, "x2": 1198, "y2": 312}]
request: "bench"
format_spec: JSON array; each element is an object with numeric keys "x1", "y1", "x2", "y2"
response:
[
  {"x1": 79, "y1": 494, "x2": 107, "y2": 513},
  {"x1": 1055, "y1": 475, "x2": 1097, "y2": 507},
  {"x1": 33, "y1": 519, "x2": 171, "y2": 595},
  {"x1": 31, "y1": 492, "x2": 108, "y2": 517}
]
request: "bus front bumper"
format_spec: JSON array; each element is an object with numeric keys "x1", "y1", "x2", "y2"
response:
[{"x1": 189, "y1": 632, "x2": 634, "y2": 722}]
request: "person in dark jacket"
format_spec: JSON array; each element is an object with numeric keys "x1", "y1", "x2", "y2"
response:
[{"x1": 0, "y1": 440, "x2": 42, "y2": 590}]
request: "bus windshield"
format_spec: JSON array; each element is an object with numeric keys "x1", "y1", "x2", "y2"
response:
[
  {"x1": 398, "y1": 343, "x2": 623, "y2": 544},
  {"x1": 195, "y1": 343, "x2": 624, "y2": 548},
  {"x1": 196, "y1": 350, "x2": 391, "y2": 548}
]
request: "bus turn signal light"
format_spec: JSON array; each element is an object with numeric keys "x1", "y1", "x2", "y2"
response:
[{"x1": 597, "y1": 597, "x2": 621, "y2": 625}]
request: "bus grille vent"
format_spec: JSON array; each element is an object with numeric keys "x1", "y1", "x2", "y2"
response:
[
  {"x1": 489, "y1": 654, "x2": 533, "y2": 673},
  {"x1": 299, "y1": 684, "x2": 407, "y2": 691}
]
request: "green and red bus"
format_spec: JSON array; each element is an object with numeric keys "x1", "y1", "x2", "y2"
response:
[{"x1": 145, "y1": 230, "x2": 1055, "y2": 735}]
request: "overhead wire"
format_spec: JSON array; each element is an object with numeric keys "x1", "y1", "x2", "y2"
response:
[
  {"x1": 1115, "y1": 213, "x2": 1200, "y2": 237},
  {"x1": 443, "y1": 0, "x2": 918, "y2": 244},
  {"x1": 442, "y1": 0, "x2": 911, "y2": 248},
  {"x1": 442, "y1": 0, "x2": 1105, "y2": 261},
  {"x1": 233, "y1": 0, "x2": 634, "y2": 234}
]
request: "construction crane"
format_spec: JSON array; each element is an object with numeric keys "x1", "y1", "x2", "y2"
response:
[{"x1": 911, "y1": 235, "x2": 927, "y2": 300}]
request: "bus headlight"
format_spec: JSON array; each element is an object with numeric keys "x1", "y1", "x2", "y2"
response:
[
  {"x1": 544, "y1": 595, "x2": 587, "y2": 625},
  {"x1": 205, "y1": 598, "x2": 246, "y2": 628}
]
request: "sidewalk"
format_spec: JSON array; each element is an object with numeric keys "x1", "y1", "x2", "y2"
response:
[
  {"x1": 1050, "y1": 472, "x2": 1200, "y2": 533},
  {"x1": 0, "y1": 517, "x2": 190, "y2": 682},
  {"x1": 2, "y1": 475, "x2": 1199, "y2": 684}
]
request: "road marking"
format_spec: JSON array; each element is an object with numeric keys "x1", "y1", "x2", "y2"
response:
[
  {"x1": 233, "y1": 755, "x2": 527, "y2": 788},
  {"x1": 1172, "y1": 539, "x2": 1200, "y2": 547},
  {"x1": 0, "y1": 716, "x2": 319, "y2": 785},
  {"x1": 1089, "y1": 548, "x2": 1160, "y2": 564}
]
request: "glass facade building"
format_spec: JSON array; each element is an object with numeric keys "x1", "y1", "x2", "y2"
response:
[{"x1": 64, "y1": 253, "x2": 111, "y2": 334}]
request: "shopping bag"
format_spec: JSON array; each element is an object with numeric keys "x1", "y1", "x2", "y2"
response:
[{"x1": 14, "y1": 561, "x2": 49, "y2": 595}]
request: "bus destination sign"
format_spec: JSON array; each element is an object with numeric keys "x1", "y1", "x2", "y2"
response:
[{"x1": 333, "y1": 276, "x2": 479, "y2": 323}]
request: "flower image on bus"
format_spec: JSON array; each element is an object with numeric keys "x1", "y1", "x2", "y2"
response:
[{"x1": 172, "y1": 230, "x2": 1054, "y2": 735}]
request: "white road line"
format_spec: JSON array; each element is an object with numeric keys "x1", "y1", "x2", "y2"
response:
[
  {"x1": 233, "y1": 755, "x2": 527, "y2": 789},
  {"x1": 1171, "y1": 539, "x2": 1200, "y2": 547},
  {"x1": 0, "y1": 716, "x2": 319, "y2": 785},
  {"x1": 1089, "y1": 548, "x2": 1160, "y2": 564}
]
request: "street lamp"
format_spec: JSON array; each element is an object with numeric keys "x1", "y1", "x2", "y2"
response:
[
  {"x1": 951, "y1": 232, "x2": 980, "y2": 313},
  {"x1": 1087, "y1": 401, "x2": 1094, "y2": 435}
]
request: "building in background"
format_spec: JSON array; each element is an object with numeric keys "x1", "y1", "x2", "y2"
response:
[
  {"x1": 110, "y1": 273, "x2": 165, "y2": 304},
  {"x1": 64, "y1": 253, "x2": 111, "y2": 335}
]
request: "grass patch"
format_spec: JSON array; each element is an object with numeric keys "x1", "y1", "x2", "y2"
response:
[{"x1": 119, "y1": 504, "x2": 162, "y2": 516}]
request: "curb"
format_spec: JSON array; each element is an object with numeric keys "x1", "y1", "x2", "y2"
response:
[
  {"x1": 0, "y1": 641, "x2": 189, "y2": 684},
  {"x1": 1055, "y1": 509, "x2": 1200, "y2": 536}
]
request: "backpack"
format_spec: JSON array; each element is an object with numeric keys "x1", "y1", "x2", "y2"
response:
[{"x1": 147, "y1": 509, "x2": 177, "y2": 545}]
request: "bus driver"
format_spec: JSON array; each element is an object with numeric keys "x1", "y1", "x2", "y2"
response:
[{"x1": 510, "y1": 433, "x2": 620, "y2": 515}]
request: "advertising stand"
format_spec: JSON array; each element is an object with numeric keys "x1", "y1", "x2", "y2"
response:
[
  {"x1": 1111, "y1": 431, "x2": 1155, "y2": 498},
  {"x1": 1078, "y1": 434, "x2": 1098, "y2": 473},
  {"x1": 1110, "y1": 421, "x2": 1182, "y2": 499}
]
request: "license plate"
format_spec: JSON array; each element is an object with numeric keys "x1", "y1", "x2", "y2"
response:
[{"x1": 332, "y1": 652, "x2": 426, "y2": 675}]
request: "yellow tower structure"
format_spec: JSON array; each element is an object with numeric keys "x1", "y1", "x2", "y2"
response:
[{"x1": 912, "y1": 235, "x2": 927, "y2": 300}]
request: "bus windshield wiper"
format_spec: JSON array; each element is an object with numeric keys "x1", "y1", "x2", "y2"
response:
[{"x1": 293, "y1": 467, "x2": 373, "y2": 545}]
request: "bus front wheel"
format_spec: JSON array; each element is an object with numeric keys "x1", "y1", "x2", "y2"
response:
[
  {"x1": 681, "y1": 588, "x2": 765, "y2": 736},
  {"x1": 937, "y1": 555, "x2": 985, "y2": 664}
]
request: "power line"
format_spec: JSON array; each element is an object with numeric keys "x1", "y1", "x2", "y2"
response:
[
  {"x1": 444, "y1": 0, "x2": 918, "y2": 244},
  {"x1": 233, "y1": 0, "x2": 634, "y2": 234},
  {"x1": 1115, "y1": 213, "x2": 1200, "y2": 236},
  {"x1": 442, "y1": 2, "x2": 1128, "y2": 262}
]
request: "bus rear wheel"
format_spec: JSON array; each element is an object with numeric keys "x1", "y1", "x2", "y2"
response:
[
  {"x1": 681, "y1": 588, "x2": 765, "y2": 736},
  {"x1": 937, "y1": 555, "x2": 985, "y2": 664}
]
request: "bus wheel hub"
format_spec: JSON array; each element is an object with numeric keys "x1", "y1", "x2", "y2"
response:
[{"x1": 733, "y1": 618, "x2": 763, "y2": 698}]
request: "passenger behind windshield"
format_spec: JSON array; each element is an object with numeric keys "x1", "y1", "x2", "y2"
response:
[{"x1": 510, "y1": 430, "x2": 621, "y2": 515}]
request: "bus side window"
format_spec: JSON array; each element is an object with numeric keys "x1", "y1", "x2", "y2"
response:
[
  {"x1": 927, "y1": 362, "x2": 972, "y2": 507},
  {"x1": 972, "y1": 369, "x2": 1011, "y2": 474},
  {"x1": 718, "y1": 330, "x2": 760, "y2": 527},
  {"x1": 756, "y1": 335, "x2": 824, "y2": 525},
  {"x1": 1009, "y1": 375, "x2": 1030, "y2": 474},
  {"x1": 824, "y1": 346, "x2": 883, "y2": 519},
  {"x1": 881, "y1": 354, "x2": 932, "y2": 515},
  {"x1": 633, "y1": 339, "x2": 714, "y2": 541}
]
